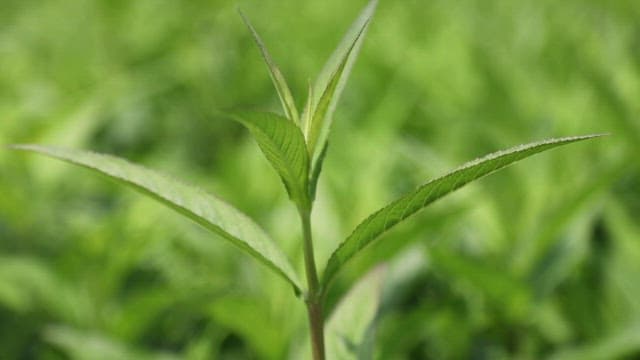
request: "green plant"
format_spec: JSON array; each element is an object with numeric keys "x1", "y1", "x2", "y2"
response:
[{"x1": 9, "y1": 1, "x2": 604, "y2": 358}]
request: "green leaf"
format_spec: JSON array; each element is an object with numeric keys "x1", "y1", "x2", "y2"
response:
[
  {"x1": 228, "y1": 111, "x2": 310, "y2": 210},
  {"x1": 239, "y1": 10, "x2": 300, "y2": 124},
  {"x1": 0, "y1": 257, "x2": 63, "y2": 313},
  {"x1": 209, "y1": 296, "x2": 287, "y2": 359},
  {"x1": 10, "y1": 144, "x2": 303, "y2": 292},
  {"x1": 321, "y1": 134, "x2": 605, "y2": 289},
  {"x1": 44, "y1": 325, "x2": 179, "y2": 360},
  {"x1": 326, "y1": 266, "x2": 386, "y2": 360},
  {"x1": 429, "y1": 248, "x2": 531, "y2": 320},
  {"x1": 309, "y1": 141, "x2": 329, "y2": 202},
  {"x1": 306, "y1": 21, "x2": 367, "y2": 155},
  {"x1": 548, "y1": 322, "x2": 640, "y2": 360},
  {"x1": 301, "y1": 80, "x2": 314, "y2": 136},
  {"x1": 305, "y1": 0, "x2": 377, "y2": 159}
]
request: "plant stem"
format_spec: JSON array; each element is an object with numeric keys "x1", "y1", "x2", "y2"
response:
[
  {"x1": 307, "y1": 299, "x2": 325, "y2": 360},
  {"x1": 300, "y1": 208, "x2": 325, "y2": 360}
]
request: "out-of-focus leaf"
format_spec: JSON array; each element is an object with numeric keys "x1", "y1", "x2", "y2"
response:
[
  {"x1": 429, "y1": 248, "x2": 531, "y2": 320},
  {"x1": 228, "y1": 111, "x2": 310, "y2": 210},
  {"x1": 0, "y1": 256, "x2": 91, "y2": 323},
  {"x1": 549, "y1": 323, "x2": 640, "y2": 360},
  {"x1": 10, "y1": 145, "x2": 303, "y2": 292},
  {"x1": 523, "y1": 161, "x2": 625, "y2": 282},
  {"x1": 209, "y1": 296, "x2": 288, "y2": 359},
  {"x1": 0, "y1": 257, "x2": 57, "y2": 312},
  {"x1": 326, "y1": 266, "x2": 386, "y2": 360},
  {"x1": 322, "y1": 135, "x2": 605, "y2": 290},
  {"x1": 239, "y1": 10, "x2": 300, "y2": 124},
  {"x1": 44, "y1": 325, "x2": 179, "y2": 360}
]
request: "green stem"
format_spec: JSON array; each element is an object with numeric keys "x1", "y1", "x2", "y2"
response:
[{"x1": 300, "y1": 208, "x2": 325, "y2": 360}]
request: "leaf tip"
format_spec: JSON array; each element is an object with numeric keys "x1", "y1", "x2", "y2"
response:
[
  {"x1": 237, "y1": 7, "x2": 249, "y2": 25},
  {"x1": 568, "y1": 133, "x2": 610, "y2": 142},
  {"x1": 237, "y1": 8, "x2": 260, "y2": 39}
]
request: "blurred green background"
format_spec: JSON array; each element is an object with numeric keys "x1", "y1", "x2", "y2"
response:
[{"x1": 1, "y1": 0, "x2": 639, "y2": 359}]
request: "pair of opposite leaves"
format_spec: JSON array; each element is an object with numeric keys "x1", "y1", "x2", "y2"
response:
[{"x1": 10, "y1": 0, "x2": 602, "y2": 298}]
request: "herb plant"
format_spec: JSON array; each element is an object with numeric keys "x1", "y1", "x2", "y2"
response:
[{"x1": 11, "y1": 1, "x2": 603, "y2": 358}]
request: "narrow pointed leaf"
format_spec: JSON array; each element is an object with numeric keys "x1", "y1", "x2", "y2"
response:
[
  {"x1": 322, "y1": 135, "x2": 605, "y2": 289},
  {"x1": 239, "y1": 10, "x2": 300, "y2": 124},
  {"x1": 10, "y1": 144, "x2": 303, "y2": 292},
  {"x1": 326, "y1": 266, "x2": 386, "y2": 359},
  {"x1": 306, "y1": 20, "x2": 368, "y2": 155},
  {"x1": 228, "y1": 111, "x2": 309, "y2": 209},
  {"x1": 311, "y1": 0, "x2": 377, "y2": 116},
  {"x1": 306, "y1": 0, "x2": 376, "y2": 157},
  {"x1": 301, "y1": 80, "x2": 314, "y2": 136}
]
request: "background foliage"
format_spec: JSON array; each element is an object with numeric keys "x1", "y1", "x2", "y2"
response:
[{"x1": 1, "y1": 0, "x2": 639, "y2": 358}]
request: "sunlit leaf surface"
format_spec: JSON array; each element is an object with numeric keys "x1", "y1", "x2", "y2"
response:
[
  {"x1": 322, "y1": 135, "x2": 604, "y2": 289},
  {"x1": 10, "y1": 145, "x2": 303, "y2": 292}
]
